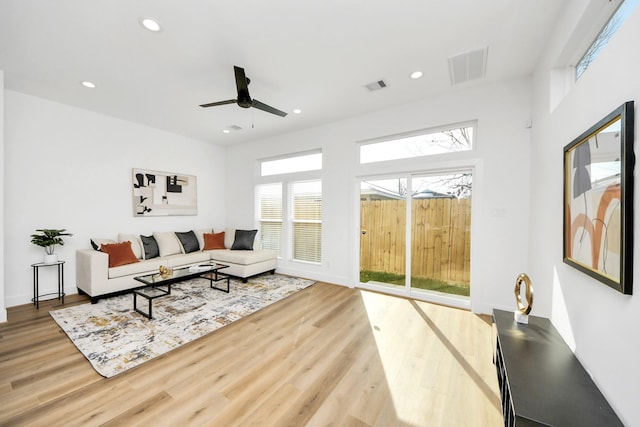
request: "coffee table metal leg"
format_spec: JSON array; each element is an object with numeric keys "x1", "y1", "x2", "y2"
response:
[
  {"x1": 208, "y1": 272, "x2": 230, "y2": 293},
  {"x1": 133, "y1": 293, "x2": 153, "y2": 320}
]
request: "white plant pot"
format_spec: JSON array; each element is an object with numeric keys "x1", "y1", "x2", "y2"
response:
[{"x1": 44, "y1": 254, "x2": 58, "y2": 264}]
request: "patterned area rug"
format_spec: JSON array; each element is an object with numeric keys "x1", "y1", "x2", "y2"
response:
[{"x1": 50, "y1": 274, "x2": 315, "y2": 378}]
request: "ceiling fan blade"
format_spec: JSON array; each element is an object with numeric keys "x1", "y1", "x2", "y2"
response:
[
  {"x1": 199, "y1": 99, "x2": 236, "y2": 108},
  {"x1": 234, "y1": 66, "x2": 250, "y2": 100},
  {"x1": 252, "y1": 99, "x2": 288, "y2": 117}
]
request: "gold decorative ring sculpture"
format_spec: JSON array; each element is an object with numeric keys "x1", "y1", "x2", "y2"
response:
[{"x1": 514, "y1": 273, "x2": 534, "y2": 314}]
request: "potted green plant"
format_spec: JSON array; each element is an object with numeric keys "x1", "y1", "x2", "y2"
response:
[{"x1": 31, "y1": 229, "x2": 73, "y2": 264}]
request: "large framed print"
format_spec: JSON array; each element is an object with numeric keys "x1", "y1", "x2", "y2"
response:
[
  {"x1": 563, "y1": 101, "x2": 634, "y2": 295},
  {"x1": 132, "y1": 169, "x2": 197, "y2": 216}
]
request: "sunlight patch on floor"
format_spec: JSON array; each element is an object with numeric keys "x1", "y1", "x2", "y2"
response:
[{"x1": 360, "y1": 289, "x2": 502, "y2": 426}]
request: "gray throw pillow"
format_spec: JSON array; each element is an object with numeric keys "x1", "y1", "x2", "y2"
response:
[
  {"x1": 140, "y1": 235, "x2": 160, "y2": 259},
  {"x1": 231, "y1": 229, "x2": 257, "y2": 250},
  {"x1": 175, "y1": 231, "x2": 200, "y2": 253}
]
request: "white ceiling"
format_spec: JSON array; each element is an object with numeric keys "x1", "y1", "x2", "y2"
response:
[{"x1": 0, "y1": 0, "x2": 565, "y2": 146}]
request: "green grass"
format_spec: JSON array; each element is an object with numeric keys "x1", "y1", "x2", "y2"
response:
[{"x1": 360, "y1": 270, "x2": 470, "y2": 297}]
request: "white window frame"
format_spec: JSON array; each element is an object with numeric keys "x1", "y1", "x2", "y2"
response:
[
  {"x1": 255, "y1": 183, "x2": 283, "y2": 256},
  {"x1": 255, "y1": 150, "x2": 323, "y2": 264},
  {"x1": 259, "y1": 149, "x2": 322, "y2": 177},
  {"x1": 358, "y1": 121, "x2": 476, "y2": 165},
  {"x1": 575, "y1": 0, "x2": 638, "y2": 80},
  {"x1": 289, "y1": 179, "x2": 322, "y2": 265}
]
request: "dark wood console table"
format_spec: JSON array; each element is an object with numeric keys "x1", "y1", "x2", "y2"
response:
[{"x1": 493, "y1": 309, "x2": 622, "y2": 426}]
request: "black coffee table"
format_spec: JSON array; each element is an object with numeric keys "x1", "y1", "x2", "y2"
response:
[{"x1": 133, "y1": 263, "x2": 230, "y2": 319}]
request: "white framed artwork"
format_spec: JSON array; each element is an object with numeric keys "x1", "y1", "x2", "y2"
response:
[{"x1": 132, "y1": 168, "x2": 197, "y2": 216}]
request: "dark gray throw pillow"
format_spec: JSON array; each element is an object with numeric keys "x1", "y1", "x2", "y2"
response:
[
  {"x1": 231, "y1": 229, "x2": 257, "y2": 250},
  {"x1": 140, "y1": 235, "x2": 160, "y2": 259},
  {"x1": 175, "y1": 230, "x2": 200, "y2": 253}
]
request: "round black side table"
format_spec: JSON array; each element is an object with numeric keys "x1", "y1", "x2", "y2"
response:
[{"x1": 31, "y1": 260, "x2": 65, "y2": 309}]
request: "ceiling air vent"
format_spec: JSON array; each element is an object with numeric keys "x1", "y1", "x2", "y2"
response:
[
  {"x1": 448, "y1": 47, "x2": 488, "y2": 85},
  {"x1": 365, "y1": 79, "x2": 387, "y2": 91},
  {"x1": 228, "y1": 124, "x2": 243, "y2": 131}
]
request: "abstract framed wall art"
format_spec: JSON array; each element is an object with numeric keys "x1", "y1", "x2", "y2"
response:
[
  {"x1": 132, "y1": 169, "x2": 197, "y2": 216},
  {"x1": 563, "y1": 101, "x2": 634, "y2": 295}
]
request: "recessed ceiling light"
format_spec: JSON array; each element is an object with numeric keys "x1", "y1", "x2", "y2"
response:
[
  {"x1": 140, "y1": 17, "x2": 162, "y2": 32},
  {"x1": 410, "y1": 71, "x2": 423, "y2": 79},
  {"x1": 81, "y1": 81, "x2": 96, "y2": 88},
  {"x1": 222, "y1": 129, "x2": 231, "y2": 134},
  {"x1": 293, "y1": 108, "x2": 302, "y2": 114}
]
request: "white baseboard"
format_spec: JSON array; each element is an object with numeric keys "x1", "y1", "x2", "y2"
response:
[{"x1": 274, "y1": 267, "x2": 349, "y2": 288}]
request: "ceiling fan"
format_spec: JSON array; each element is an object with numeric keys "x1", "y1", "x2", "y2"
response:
[{"x1": 199, "y1": 66, "x2": 287, "y2": 117}]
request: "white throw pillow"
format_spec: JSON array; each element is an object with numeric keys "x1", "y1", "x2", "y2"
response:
[
  {"x1": 193, "y1": 228, "x2": 212, "y2": 251},
  {"x1": 118, "y1": 233, "x2": 143, "y2": 259},
  {"x1": 224, "y1": 228, "x2": 235, "y2": 249},
  {"x1": 152, "y1": 231, "x2": 182, "y2": 257}
]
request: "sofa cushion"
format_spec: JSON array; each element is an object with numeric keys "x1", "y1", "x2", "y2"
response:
[
  {"x1": 140, "y1": 235, "x2": 160, "y2": 259},
  {"x1": 91, "y1": 238, "x2": 116, "y2": 251},
  {"x1": 207, "y1": 249, "x2": 276, "y2": 265},
  {"x1": 224, "y1": 228, "x2": 235, "y2": 249},
  {"x1": 163, "y1": 252, "x2": 210, "y2": 268},
  {"x1": 108, "y1": 258, "x2": 163, "y2": 279},
  {"x1": 175, "y1": 231, "x2": 200, "y2": 253},
  {"x1": 231, "y1": 229, "x2": 258, "y2": 250},
  {"x1": 203, "y1": 232, "x2": 225, "y2": 250},
  {"x1": 101, "y1": 241, "x2": 139, "y2": 268},
  {"x1": 118, "y1": 233, "x2": 143, "y2": 259},
  {"x1": 153, "y1": 231, "x2": 182, "y2": 257}
]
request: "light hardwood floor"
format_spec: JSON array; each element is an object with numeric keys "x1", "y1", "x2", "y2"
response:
[{"x1": 0, "y1": 282, "x2": 503, "y2": 426}]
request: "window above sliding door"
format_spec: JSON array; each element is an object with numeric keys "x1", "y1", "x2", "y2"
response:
[{"x1": 359, "y1": 122, "x2": 475, "y2": 164}]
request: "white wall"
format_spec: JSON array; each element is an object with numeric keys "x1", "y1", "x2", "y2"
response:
[
  {"x1": 0, "y1": 71, "x2": 6, "y2": 322},
  {"x1": 226, "y1": 77, "x2": 533, "y2": 314},
  {"x1": 530, "y1": 2, "x2": 640, "y2": 424},
  {"x1": 3, "y1": 91, "x2": 226, "y2": 307}
]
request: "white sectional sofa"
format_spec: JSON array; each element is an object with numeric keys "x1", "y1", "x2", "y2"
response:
[{"x1": 76, "y1": 228, "x2": 277, "y2": 303}]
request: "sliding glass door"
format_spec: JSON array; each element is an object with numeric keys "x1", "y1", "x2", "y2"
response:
[
  {"x1": 409, "y1": 172, "x2": 471, "y2": 298},
  {"x1": 360, "y1": 178, "x2": 407, "y2": 291},
  {"x1": 360, "y1": 171, "x2": 472, "y2": 302}
]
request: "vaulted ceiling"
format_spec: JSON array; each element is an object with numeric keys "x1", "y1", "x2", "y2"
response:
[{"x1": 0, "y1": 1, "x2": 565, "y2": 145}]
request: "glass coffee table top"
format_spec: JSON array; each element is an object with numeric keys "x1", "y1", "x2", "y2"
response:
[
  {"x1": 134, "y1": 263, "x2": 229, "y2": 286},
  {"x1": 133, "y1": 263, "x2": 230, "y2": 319}
]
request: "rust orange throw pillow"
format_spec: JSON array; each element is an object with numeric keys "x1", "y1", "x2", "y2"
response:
[
  {"x1": 203, "y1": 232, "x2": 226, "y2": 250},
  {"x1": 101, "y1": 241, "x2": 140, "y2": 268}
]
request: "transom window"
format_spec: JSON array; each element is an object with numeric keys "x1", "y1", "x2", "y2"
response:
[
  {"x1": 260, "y1": 151, "x2": 322, "y2": 176},
  {"x1": 359, "y1": 123, "x2": 474, "y2": 164}
]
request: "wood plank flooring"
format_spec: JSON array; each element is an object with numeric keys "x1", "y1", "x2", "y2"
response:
[{"x1": 0, "y1": 282, "x2": 503, "y2": 426}]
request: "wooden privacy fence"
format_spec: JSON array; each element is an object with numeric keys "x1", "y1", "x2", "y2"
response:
[{"x1": 360, "y1": 198, "x2": 471, "y2": 285}]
